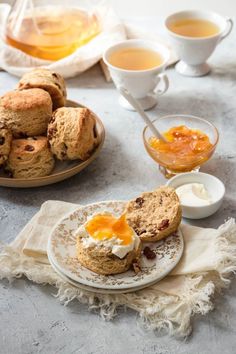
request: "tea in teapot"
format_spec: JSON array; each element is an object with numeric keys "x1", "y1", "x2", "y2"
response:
[{"x1": 5, "y1": 1, "x2": 101, "y2": 61}]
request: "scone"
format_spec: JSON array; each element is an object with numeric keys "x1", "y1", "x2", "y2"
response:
[
  {"x1": 76, "y1": 214, "x2": 142, "y2": 275},
  {"x1": 0, "y1": 125, "x2": 12, "y2": 166},
  {"x1": 47, "y1": 107, "x2": 98, "y2": 161},
  {"x1": 6, "y1": 136, "x2": 55, "y2": 178},
  {"x1": 77, "y1": 237, "x2": 142, "y2": 275},
  {"x1": 125, "y1": 186, "x2": 182, "y2": 242},
  {"x1": 0, "y1": 89, "x2": 52, "y2": 137},
  {"x1": 17, "y1": 68, "x2": 67, "y2": 110}
]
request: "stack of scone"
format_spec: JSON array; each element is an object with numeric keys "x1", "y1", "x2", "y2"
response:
[
  {"x1": 0, "y1": 68, "x2": 98, "y2": 179},
  {"x1": 76, "y1": 186, "x2": 182, "y2": 275}
]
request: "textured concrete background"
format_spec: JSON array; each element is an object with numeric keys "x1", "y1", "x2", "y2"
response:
[{"x1": 0, "y1": 17, "x2": 236, "y2": 354}]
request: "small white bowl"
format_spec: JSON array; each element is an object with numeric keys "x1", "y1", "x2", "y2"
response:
[{"x1": 166, "y1": 172, "x2": 225, "y2": 219}]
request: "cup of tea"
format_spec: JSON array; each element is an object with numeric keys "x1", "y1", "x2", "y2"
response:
[
  {"x1": 165, "y1": 10, "x2": 233, "y2": 76},
  {"x1": 103, "y1": 39, "x2": 170, "y2": 110}
]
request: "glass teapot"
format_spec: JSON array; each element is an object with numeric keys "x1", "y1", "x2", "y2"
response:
[{"x1": 4, "y1": 0, "x2": 102, "y2": 61}]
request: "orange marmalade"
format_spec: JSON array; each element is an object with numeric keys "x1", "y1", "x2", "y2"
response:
[
  {"x1": 149, "y1": 125, "x2": 214, "y2": 172},
  {"x1": 85, "y1": 214, "x2": 133, "y2": 245}
]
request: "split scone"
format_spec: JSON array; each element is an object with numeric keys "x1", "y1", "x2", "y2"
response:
[
  {"x1": 6, "y1": 136, "x2": 55, "y2": 178},
  {"x1": 17, "y1": 68, "x2": 67, "y2": 110},
  {"x1": 47, "y1": 107, "x2": 98, "y2": 161},
  {"x1": 0, "y1": 89, "x2": 52, "y2": 137},
  {"x1": 77, "y1": 214, "x2": 141, "y2": 275},
  {"x1": 0, "y1": 125, "x2": 12, "y2": 166},
  {"x1": 125, "y1": 186, "x2": 182, "y2": 242}
]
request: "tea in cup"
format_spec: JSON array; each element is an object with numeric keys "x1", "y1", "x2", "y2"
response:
[
  {"x1": 103, "y1": 39, "x2": 170, "y2": 110},
  {"x1": 165, "y1": 10, "x2": 233, "y2": 76}
]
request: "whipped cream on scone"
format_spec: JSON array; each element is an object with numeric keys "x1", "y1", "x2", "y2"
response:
[{"x1": 77, "y1": 213, "x2": 140, "y2": 259}]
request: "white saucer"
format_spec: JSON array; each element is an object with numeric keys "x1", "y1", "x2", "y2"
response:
[
  {"x1": 47, "y1": 200, "x2": 184, "y2": 292},
  {"x1": 175, "y1": 61, "x2": 210, "y2": 77}
]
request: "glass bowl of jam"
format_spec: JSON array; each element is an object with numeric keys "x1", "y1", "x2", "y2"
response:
[{"x1": 143, "y1": 114, "x2": 219, "y2": 178}]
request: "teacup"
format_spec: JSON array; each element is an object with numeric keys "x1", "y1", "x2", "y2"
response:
[
  {"x1": 103, "y1": 39, "x2": 170, "y2": 110},
  {"x1": 165, "y1": 10, "x2": 233, "y2": 76}
]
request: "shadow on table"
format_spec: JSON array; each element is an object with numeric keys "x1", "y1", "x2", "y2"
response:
[
  {"x1": 185, "y1": 154, "x2": 236, "y2": 228},
  {"x1": 201, "y1": 154, "x2": 236, "y2": 183},
  {"x1": 191, "y1": 280, "x2": 236, "y2": 336},
  {"x1": 211, "y1": 63, "x2": 236, "y2": 82},
  {"x1": 66, "y1": 64, "x2": 113, "y2": 90},
  {"x1": 0, "y1": 130, "x2": 135, "y2": 207}
]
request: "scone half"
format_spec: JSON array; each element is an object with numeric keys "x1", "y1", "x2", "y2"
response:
[
  {"x1": 77, "y1": 236, "x2": 142, "y2": 275},
  {"x1": 125, "y1": 186, "x2": 182, "y2": 242}
]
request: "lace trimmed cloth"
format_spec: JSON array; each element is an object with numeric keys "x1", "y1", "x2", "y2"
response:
[{"x1": 0, "y1": 200, "x2": 236, "y2": 337}]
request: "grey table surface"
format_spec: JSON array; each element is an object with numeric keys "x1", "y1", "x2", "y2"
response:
[{"x1": 1, "y1": 18, "x2": 236, "y2": 354}]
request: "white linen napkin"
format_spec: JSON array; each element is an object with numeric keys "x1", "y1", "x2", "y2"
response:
[
  {"x1": 1, "y1": 200, "x2": 236, "y2": 337},
  {"x1": 0, "y1": 4, "x2": 178, "y2": 78}
]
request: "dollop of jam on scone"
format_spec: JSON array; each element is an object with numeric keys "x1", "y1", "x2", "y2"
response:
[{"x1": 77, "y1": 213, "x2": 141, "y2": 275}]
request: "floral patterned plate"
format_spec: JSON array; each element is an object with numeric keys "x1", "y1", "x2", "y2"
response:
[
  {"x1": 47, "y1": 201, "x2": 184, "y2": 291},
  {"x1": 48, "y1": 251, "x2": 165, "y2": 294}
]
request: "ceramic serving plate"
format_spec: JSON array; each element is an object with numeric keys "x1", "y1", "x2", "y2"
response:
[
  {"x1": 47, "y1": 201, "x2": 184, "y2": 292},
  {"x1": 0, "y1": 100, "x2": 105, "y2": 188},
  {"x1": 47, "y1": 252, "x2": 166, "y2": 294}
]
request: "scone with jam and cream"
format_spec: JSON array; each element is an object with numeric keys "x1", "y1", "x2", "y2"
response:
[{"x1": 77, "y1": 213, "x2": 141, "y2": 275}]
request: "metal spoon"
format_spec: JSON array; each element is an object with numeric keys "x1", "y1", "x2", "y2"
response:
[{"x1": 118, "y1": 86, "x2": 167, "y2": 141}]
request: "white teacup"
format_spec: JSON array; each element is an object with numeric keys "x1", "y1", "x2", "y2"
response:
[
  {"x1": 165, "y1": 10, "x2": 233, "y2": 77},
  {"x1": 103, "y1": 39, "x2": 170, "y2": 110}
]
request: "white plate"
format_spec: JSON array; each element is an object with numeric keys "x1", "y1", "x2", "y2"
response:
[{"x1": 47, "y1": 201, "x2": 184, "y2": 291}]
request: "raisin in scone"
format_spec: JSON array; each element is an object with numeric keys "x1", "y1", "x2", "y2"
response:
[
  {"x1": 0, "y1": 89, "x2": 52, "y2": 137},
  {"x1": 17, "y1": 68, "x2": 67, "y2": 110},
  {"x1": 0, "y1": 125, "x2": 12, "y2": 166},
  {"x1": 6, "y1": 136, "x2": 55, "y2": 178},
  {"x1": 47, "y1": 107, "x2": 98, "y2": 161},
  {"x1": 125, "y1": 186, "x2": 182, "y2": 242}
]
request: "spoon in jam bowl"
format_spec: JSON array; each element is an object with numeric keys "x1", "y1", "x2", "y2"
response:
[{"x1": 118, "y1": 86, "x2": 167, "y2": 142}]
